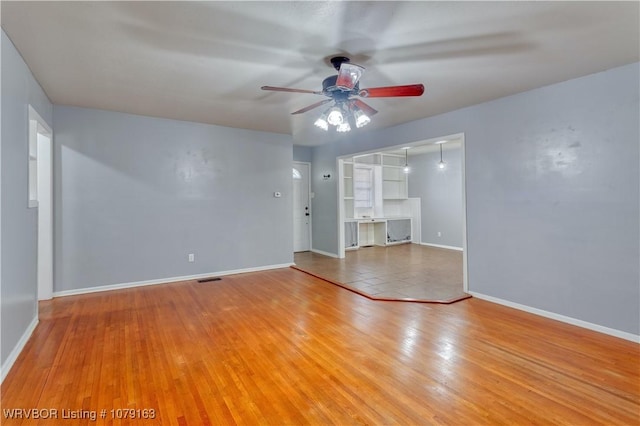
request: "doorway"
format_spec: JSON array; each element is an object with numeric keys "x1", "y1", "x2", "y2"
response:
[
  {"x1": 335, "y1": 133, "x2": 468, "y2": 293},
  {"x1": 28, "y1": 106, "x2": 53, "y2": 301},
  {"x1": 293, "y1": 162, "x2": 311, "y2": 252}
]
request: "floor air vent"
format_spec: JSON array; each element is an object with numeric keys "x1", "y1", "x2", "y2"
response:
[{"x1": 197, "y1": 277, "x2": 222, "y2": 283}]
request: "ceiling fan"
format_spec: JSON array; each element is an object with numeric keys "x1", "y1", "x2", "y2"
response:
[{"x1": 261, "y1": 56, "x2": 424, "y2": 132}]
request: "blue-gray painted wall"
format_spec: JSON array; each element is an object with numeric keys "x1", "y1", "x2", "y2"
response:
[
  {"x1": 1, "y1": 31, "x2": 53, "y2": 367},
  {"x1": 311, "y1": 63, "x2": 639, "y2": 335},
  {"x1": 293, "y1": 145, "x2": 312, "y2": 163},
  {"x1": 408, "y1": 146, "x2": 463, "y2": 248},
  {"x1": 53, "y1": 106, "x2": 294, "y2": 292}
]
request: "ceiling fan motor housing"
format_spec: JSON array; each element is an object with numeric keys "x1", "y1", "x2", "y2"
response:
[
  {"x1": 330, "y1": 56, "x2": 351, "y2": 70},
  {"x1": 322, "y1": 75, "x2": 358, "y2": 99}
]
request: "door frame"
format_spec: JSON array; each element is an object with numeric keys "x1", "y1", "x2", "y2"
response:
[
  {"x1": 293, "y1": 161, "x2": 312, "y2": 252},
  {"x1": 29, "y1": 105, "x2": 54, "y2": 301}
]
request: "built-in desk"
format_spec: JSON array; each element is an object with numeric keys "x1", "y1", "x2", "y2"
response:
[{"x1": 345, "y1": 218, "x2": 412, "y2": 250}]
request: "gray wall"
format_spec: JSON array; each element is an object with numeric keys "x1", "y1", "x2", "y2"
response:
[
  {"x1": 310, "y1": 142, "x2": 343, "y2": 254},
  {"x1": 293, "y1": 145, "x2": 312, "y2": 163},
  {"x1": 1, "y1": 31, "x2": 53, "y2": 366},
  {"x1": 311, "y1": 62, "x2": 639, "y2": 335},
  {"x1": 408, "y1": 145, "x2": 463, "y2": 248},
  {"x1": 54, "y1": 106, "x2": 294, "y2": 292}
]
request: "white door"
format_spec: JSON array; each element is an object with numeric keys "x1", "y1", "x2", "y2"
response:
[{"x1": 293, "y1": 162, "x2": 311, "y2": 252}]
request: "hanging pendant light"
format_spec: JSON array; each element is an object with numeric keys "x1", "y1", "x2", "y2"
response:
[
  {"x1": 438, "y1": 143, "x2": 446, "y2": 169},
  {"x1": 403, "y1": 148, "x2": 410, "y2": 174}
]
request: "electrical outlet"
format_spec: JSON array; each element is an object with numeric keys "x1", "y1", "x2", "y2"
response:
[
  {"x1": 188, "y1": 253, "x2": 195, "y2": 262},
  {"x1": 437, "y1": 232, "x2": 442, "y2": 237}
]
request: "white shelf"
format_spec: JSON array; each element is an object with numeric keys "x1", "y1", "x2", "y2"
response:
[
  {"x1": 382, "y1": 154, "x2": 405, "y2": 167},
  {"x1": 354, "y1": 153, "x2": 381, "y2": 165},
  {"x1": 382, "y1": 179, "x2": 407, "y2": 199}
]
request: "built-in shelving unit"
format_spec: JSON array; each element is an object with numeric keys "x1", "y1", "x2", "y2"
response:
[
  {"x1": 341, "y1": 152, "x2": 416, "y2": 250},
  {"x1": 386, "y1": 218, "x2": 412, "y2": 245},
  {"x1": 343, "y1": 160, "x2": 354, "y2": 219},
  {"x1": 344, "y1": 220, "x2": 358, "y2": 249},
  {"x1": 382, "y1": 153, "x2": 408, "y2": 200}
]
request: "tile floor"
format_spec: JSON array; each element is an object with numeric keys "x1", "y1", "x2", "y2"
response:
[{"x1": 293, "y1": 243, "x2": 470, "y2": 303}]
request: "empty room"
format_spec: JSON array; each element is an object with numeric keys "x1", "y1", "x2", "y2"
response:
[{"x1": 1, "y1": 2, "x2": 639, "y2": 425}]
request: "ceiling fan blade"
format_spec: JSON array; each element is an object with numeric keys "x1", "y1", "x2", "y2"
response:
[
  {"x1": 291, "y1": 99, "x2": 333, "y2": 115},
  {"x1": 359, "y1": 84, "x2": 425, "y2": 98},
  {"x1": 352, "y1": 99, "x2": 378, "y2": 116},
  {"x1": 261, "y1": 86, "x2": 322, "y2": 95},
  {"x1": 335, "y1": 63, "x2": 365, "y2": 90}
]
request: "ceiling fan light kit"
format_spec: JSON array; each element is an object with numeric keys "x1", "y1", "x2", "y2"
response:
[
  {"x1": 326, "y1": 107, "x2": 344, "y2": 125},
  {"x1": 353, "y1": 108, "x2": 371, "y2": 128},
  {"x1": 261, "y1": 56, "x2": 424, "y2": 133},
  {"x1": 336, "y1": 122, "x2": 351, "y2": 133},
  {"x1": 314, "y1": 114, "x2": 329, "y2": 131}
]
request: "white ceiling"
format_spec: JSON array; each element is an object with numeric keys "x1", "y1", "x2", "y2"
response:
[{"x1": 2, "y1": 1, "x2": 638, "y2": 146}]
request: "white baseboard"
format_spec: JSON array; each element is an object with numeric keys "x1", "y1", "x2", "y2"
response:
[
  {"x1": 53, "y1": 263, "x2": 294, "y2": 298},
  {"x1": 469, "y1": 291, "x2": 640, "y2": 343},
  {"x1": 420, "y1": 242, "x2": 463, "y2": 251},
  {"x1": 1, "y1": 316, "x2": 38, "y2": 384},
  {"x1": 310, "y1": 248, "x2": 339, "y2": 258}
]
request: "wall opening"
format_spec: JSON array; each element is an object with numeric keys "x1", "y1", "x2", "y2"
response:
[{"x1": 29, "y1": 106, "x2": 53, "y2": 301}]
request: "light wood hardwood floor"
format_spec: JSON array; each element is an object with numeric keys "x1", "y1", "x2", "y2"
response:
[{"x1": 1, "y1": 268, "x2": 638, "y2": 425}]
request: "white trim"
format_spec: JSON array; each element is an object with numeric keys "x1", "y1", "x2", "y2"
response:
[
  {"x1": 460, "y1": 133, "x2": 468, "y2": 293},
  {"x1": 53, "y1": 263, "x2": 294, "y2": 298},
  {"x1": 37, "y1": 132, "x2": 53, "y2": 301},
  {"x1": 337, "y1": 158, "x2": 346, "y2": 259},
  {"x1": 310, "y1": 248, "x2": 339, "y2": 258},
  {"x1": 27, "y1": 106, "x2": 52, "y2": 134},
  {"x1": 1, "y1": 316, "x2": 39, "y2": 383},
  {"x1": 29, "y1": 105, "x2": 54, "y2": 301},
  {"x1": 469, "y1": 291, "x2": 640, "y2": 343},
  {"x1": 420, "y1": 242, "x2": 463, "y2": 251}
]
